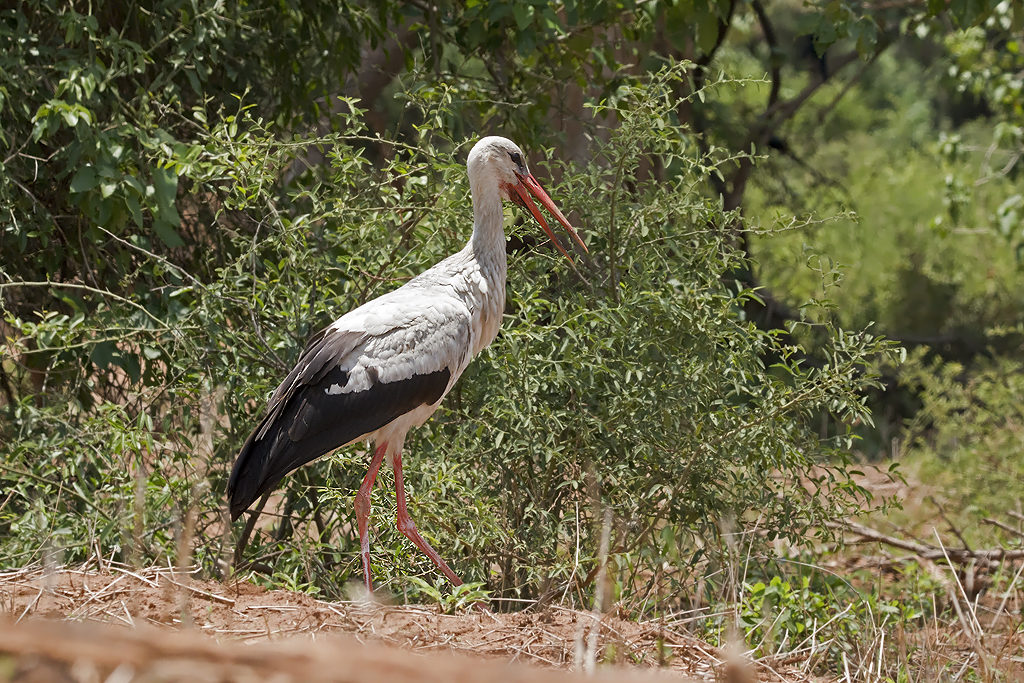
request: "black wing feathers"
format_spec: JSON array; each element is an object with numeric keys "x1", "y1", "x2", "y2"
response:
[{"x1": 227, "y1": 361, "x2": 451, "y2": 521}]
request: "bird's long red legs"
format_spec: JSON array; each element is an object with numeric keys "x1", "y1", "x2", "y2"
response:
[
  {"x1": 391, "y1": 449, "x2": 464, "y2": 587},
  {"x1": 354, "y1": 442, "x2": 389, "y2": 592}
]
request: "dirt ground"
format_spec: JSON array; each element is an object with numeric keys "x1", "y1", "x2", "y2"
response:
[{"x1": 0, "y1": 563, "x2": 823, "y2": 682}]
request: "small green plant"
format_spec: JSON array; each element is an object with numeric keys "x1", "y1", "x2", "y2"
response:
[
  {"x1": 721, "y1": 573, "x2": 919, "y2": 668},
  {"x1": 738, "y1": 576, "x2": 843, "y2": 658},
  {"x1": 406, "y1": 577, "x2": 491, "y2": 613},
  {"x1": 247, "y1": 568, "x2": 324, "y2": 597}
]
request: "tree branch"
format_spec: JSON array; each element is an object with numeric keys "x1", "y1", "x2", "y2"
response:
[
  {"x1": 0, "y1": 362, "x2": 16, "y2": 413},
  {"x1": 982, "y1": 517, "x2": 1024, "y2": 540},
  {"x1": 696, "y1": 0, "x2": 737, "y2": 70},
  {"x1": 829, "y1": 520, "x2": 1024, "y2": 568},
  {"x1": 750, "y1": 0, "x2": 781, "y2": 108},
  {"x1": 761, "y1": 48, "x2": 863, "y2": 127}
]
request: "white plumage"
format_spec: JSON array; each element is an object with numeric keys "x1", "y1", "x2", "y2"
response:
[{"x1": 227, "y1": 136, "x2": 585, "y2": 594}]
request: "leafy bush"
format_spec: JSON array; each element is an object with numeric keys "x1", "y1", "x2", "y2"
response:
[
  {"x1": 2, "y1": 63, "x2": 898, "y2": 611},
  {"x1": 900, "y1": 349, "x2": 1024, "y2": 530}
]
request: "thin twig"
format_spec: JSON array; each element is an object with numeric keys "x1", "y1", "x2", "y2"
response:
[
  {"x1": 161, "y1": 576, "x2": 236, "y2": 607},
  {"x1": 234, "y1": 492, "x2": 271, "y2": 568},
  {"x1": 981, "y1": 517, "x2": 1024, "y2": 540}
]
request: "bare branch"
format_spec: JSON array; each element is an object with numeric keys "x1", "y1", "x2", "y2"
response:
[
  {"x1": 931, "y1": 496, "x2": 973, "y2": 552},
  {"x1": 982, "y1": 517, "x2": 1024, "y2": 540},
  {"x1": 829, "y1": 520, "x2": 1024, "y2": 569},
  {"x1": 750, "y1": 0, "x2": 781, "y2": 108},
  {"x1": 696, "y1": 0, "x2": 738, "y2": 70},
  {"x1": 761, "y1": 48, "x2": 864, "y2": 127}
]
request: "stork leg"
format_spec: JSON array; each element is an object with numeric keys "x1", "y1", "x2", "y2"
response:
[
  {"x1": 392, "y1": 449, "x2": 464, "y2": 587},
  {"x1": 355, "y1": 442, "x2": 389, "y2": 592}
]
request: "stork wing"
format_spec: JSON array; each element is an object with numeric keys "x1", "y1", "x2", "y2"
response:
[{"x1": 227, "y1": 290, "x2": 473, "y2": 520}]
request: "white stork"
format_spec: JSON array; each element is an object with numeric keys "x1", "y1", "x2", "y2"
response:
[{"x1": 227, "y1": 136, "x2": 586, "y2": 592}]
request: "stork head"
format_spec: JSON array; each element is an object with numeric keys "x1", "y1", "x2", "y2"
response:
[{"x1": 467, "y1": 136, "x2": 587, "y2": 260}]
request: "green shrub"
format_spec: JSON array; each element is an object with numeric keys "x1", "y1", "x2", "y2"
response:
[
  {"x1": 901, "y1": 349, "x2": 1024, "y2": 531},
  {"x1": 1, "y1": 65, "x2": 897, "y2": 608},
  {"x1": 727, "y1": 573, "x2": 918, "y2": 667}
]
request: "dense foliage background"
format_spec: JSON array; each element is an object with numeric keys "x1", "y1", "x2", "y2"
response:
[{"x1": 2, "y1": 0, "x2": 1022, "y2": 676}]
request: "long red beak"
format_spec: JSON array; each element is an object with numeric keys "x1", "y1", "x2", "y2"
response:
[{"x1": 511, "y1": 171, "x2": 587, "y2": 260}]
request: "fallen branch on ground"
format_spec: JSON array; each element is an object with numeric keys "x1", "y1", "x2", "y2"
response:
[{"x1": 827, "y1": 520, "x2": 1024, "y2": 569}]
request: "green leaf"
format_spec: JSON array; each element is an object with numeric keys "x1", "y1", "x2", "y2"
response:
[
  {"x1": 69, "y1": 166, "x2": 98, "y2": 193},
  {"x1": 90, "y1": 340, "x2": 116, "y2": 368},
  {"x1": 125, "y1": 195, "x2": 143, "y2": 228},
  {"x1": 151, "y1": 166, "x2": 182, "y2": 246},
  {"x1": 512, "y1": 4, "x2": 532, "y2": 31},
  {"x1": 152, "y1": 166, "x2": 178, "y2": 205},
  {"x1": 153, "y1": 218, "x2": 184, "y2": 248},
  {"x1": 696, "y1": 9, "x2": 719, "y2": 55}
]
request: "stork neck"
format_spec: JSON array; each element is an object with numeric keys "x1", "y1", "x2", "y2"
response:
[{"x1": 468, "y1": 184, "x2": 507, "y2": 272}]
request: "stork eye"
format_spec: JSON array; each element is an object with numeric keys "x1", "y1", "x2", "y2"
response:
[{"x1": 509, "y1": 151, "x2": 523, "y2": 166}]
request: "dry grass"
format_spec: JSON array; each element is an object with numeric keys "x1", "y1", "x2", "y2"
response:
[
  {"x1": 0, "y1": 560, "x2": 825, "y2": 682},
  {"x1": 818, "y1": 469, "x2": 1024, "y2": 680},
  {"x1": 3, "y1": 538, "x2": 1023, "y2": 680},
  {"x1": 0, "y1": 618, "x2": 674, "y2": 683},
  {"x1": 4, "y1": 464, "x2": 1023, "y2": 681}
]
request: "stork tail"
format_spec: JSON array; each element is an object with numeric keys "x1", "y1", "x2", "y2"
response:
[{"x1": 226, "y1": 367, "x2": 453, "y2": 521}]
